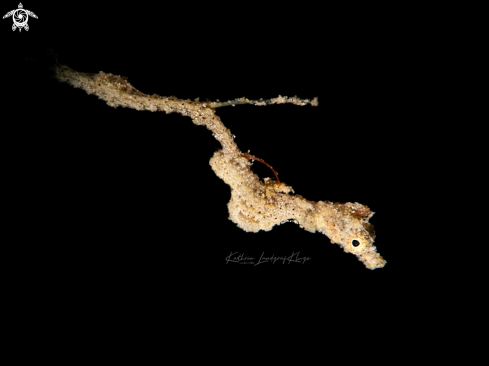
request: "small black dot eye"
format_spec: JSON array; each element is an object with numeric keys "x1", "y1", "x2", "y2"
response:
[{"x1": 352, "y1": 240, "x2": 360, "y2": 247}]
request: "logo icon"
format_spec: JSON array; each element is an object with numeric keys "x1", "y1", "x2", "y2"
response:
[{"x1": 3, "y1": 3, "x2": 37, "y2": 31}]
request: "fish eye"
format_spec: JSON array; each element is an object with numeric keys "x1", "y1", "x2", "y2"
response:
[{"x1": 352, "y1": 240, "x2": 360, "y2": 247}]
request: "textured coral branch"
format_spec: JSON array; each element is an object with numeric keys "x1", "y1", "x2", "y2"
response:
[
  {"x1": 209, "y1": 96, "x2": 319, "y2": 108},
  {"x1": 52, "y1": 63, "x2": 386, "y2": 269}
]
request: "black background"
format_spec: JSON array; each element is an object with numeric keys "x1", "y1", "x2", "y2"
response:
[{"x1": 2, "y1": 2, "x2": 441, "y2": 314}]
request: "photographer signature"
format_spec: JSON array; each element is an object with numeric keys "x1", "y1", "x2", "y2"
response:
[{"x1": 225, "y1": 251, "x2": 311, "y2": 266}]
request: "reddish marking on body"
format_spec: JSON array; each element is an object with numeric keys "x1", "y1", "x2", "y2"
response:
[{"x1": 353, "y1": 209, "x2": 371, "y2": 216}]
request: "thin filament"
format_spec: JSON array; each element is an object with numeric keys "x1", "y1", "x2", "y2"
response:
[{"x1": 241, "y1": 153, "x2": 280, "y2": 188}]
